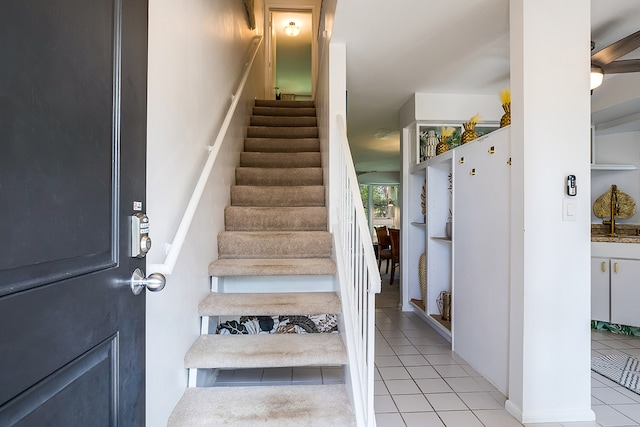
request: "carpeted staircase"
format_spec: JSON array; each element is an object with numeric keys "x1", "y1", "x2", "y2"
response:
[{"x1": 168, "y1": 100, "x2": 355, "y2": 426}]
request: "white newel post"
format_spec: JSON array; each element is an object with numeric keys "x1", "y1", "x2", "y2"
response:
[{"x1": 507, "y1": 0, "x2": 594, "y2": 423}]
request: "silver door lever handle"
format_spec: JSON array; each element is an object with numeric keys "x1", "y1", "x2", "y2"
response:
[{"x1": 131, "y1": 268, "x2": 166, "y2": 295}]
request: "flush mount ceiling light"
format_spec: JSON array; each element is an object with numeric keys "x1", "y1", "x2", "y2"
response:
[
  {"x1": 284, "y1": 21, "x2": 300, "y2": 37},
  {"x1": 590, "y1": 65, "x2": 604, "y2": 90}
]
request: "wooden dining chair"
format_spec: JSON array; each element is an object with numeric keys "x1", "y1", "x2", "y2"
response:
[
  {"x1": 375, "y1": 226, "x2": 392, "y2": 272},
  {"x1": 388, "y1": 228, "x2": 400, "y2": 285}
]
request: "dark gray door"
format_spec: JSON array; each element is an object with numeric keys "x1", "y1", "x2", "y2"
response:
[{"x1": 0, "y1": 0, "x2": 148, "y2": 425}]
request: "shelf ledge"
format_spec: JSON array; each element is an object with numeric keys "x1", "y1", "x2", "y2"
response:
[
  {"x1": 590, "y1": 164, "x2": 638, "y2": 171},
  {"x1": 409, "y1": 300, "x2": 452, "y2": 341},
  {"x1": 410, "y1": 162, "x2": 427, "y2": 173},
  {"x1": 430, "y1": 236, "x2": 452, "y2": 242},
  {"x1": 411, "y1": 222, "x2": 426, "y2": 226}
]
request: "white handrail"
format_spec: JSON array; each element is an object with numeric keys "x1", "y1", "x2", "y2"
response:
[
  {"x1": 333, "y1": 114, "x2": 380, "y2": 427},
  {"x1": 150, "y1": 35, "x2": 263, "y2": 275},
  {"x1": 336, "y1": 115, "x2": 381, "y2": 293}
]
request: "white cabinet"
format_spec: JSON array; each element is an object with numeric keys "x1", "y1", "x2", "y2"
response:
[
  {"x1": 591, "y1": 256, "x2": 640, "y2": 327},
  {"x1": 402, "y1": 121, "x2": 510, "y2": 394},
  {"x1": 403, "y1": 124, "x2": 507, "y2": 348},
  {"x1": 610, "y1": 258, "x2": 640, "y2": 326},
  {"x1": 452, "y1": 128, "x2": 510, "y2": 394},
  {"x1": 591, "y1": 257, "x2": 610, "y2": 322}
]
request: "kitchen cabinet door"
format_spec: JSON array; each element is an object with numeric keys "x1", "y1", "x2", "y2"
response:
[
  {"x1": 610, "y1": 258, "x2": 640, "y2": 327},
  {"x1": 591, "y1": 257, "x2": 610, "y2": 322}
]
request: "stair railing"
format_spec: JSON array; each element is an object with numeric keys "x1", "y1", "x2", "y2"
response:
[
  {"x1": 149, "y1": 35, "x2": 263, "y2": 275},
  {"x1": 333, "y1": 114, "x2": 381, "y2": 427}
]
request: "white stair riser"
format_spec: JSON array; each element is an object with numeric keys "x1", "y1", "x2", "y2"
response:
[{"x1": 216, "y1": 275, "x2": 336, "y2": 293}]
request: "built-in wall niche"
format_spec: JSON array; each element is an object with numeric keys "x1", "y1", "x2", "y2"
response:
[
  {"x1": 590, "y1": 130, "x2": 640, "y2": 224},
  {"x1": 416, "y1": 124, "x2": 499, "y2": 165}
]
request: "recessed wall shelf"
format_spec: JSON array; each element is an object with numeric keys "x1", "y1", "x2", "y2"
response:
[{"x1": 590, "y1": 164, "x2": 638, "y2": 171}]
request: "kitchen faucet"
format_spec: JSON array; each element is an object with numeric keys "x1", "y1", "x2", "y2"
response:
[{"x1": 602, "y1": 184, "x2": 619, "y2": 236}]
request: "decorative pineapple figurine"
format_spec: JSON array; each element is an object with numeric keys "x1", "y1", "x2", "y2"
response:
[
  {"x1": 435, "y1": 126, "x2": 454, "y2": 155},
  {"x1": 500, "y1": 87, "x2": 511, "y2": 128},
  {"x1": 461, "y1": 113, "x2": 481, "y2": 144}
]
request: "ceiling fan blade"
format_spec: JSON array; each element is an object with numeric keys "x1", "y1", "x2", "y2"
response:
[
  {"x1": 602, "y1": 59, "x2": 640, "y2": 74},
  {"x1": 592, "y1": 30, "x2": 640, "y2": 65}
]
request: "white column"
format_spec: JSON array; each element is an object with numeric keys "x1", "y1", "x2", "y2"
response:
[{"x1": 507, "y1": 0, "x2": 594, "y2": 423}]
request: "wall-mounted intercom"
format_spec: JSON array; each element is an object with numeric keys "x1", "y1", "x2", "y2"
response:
[
  {"x1": 567, "y1": 175, "x2": 577, "y2": 196},
  {"x1": 131, "y1": 213, "x2": 151, "y2": 258}
]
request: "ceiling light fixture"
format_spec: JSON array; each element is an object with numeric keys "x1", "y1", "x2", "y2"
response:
[
  {"x1": 590, "y1": 65, "x2": 604, "y2": 90},
  {"x1": 284, "y1": 21, "x2": 300, "y2": 37}
]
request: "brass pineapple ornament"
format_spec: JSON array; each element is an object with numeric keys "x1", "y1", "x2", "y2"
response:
[
  {"x1": 499, "y1": 87, "x2": 511, "y2": 128},
  {"x1": 500, "y1": 103, "x2": 511, "y2": 128},
  {"x1": 461, "y1": 113, "x2": 481, "y2": 144},
  {"x1": 435, "y1": 136, "x2": 450, "y2": 155},
  {"x1": 435, "y1": 126, "x2": 455, "y2": 155}
]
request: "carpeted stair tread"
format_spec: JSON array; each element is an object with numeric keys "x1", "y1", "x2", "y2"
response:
[
  {"x1": 217, "y1": 231, "x2": 332, "y2": 259},
  {"x1": 255, "y1": 99, "x2": 315, "y2": 108},
  {"x1": 250, "y1": 115, "x2": 317, "y2": 127},
  {"x1": 209, "y1": 258, "x2": 336, "y2": 277},
  {"x1": 167, "y1": 384, "x2": 354, "y2": 427},
  {"x1": 225, "y1": 206, "x2": 327, "y2": 231},
  {"x1": 236, "y1": 167, "x2": 323, "y2": 186},
  {"x1": 247, "y1": 126, "x2": 318, "y2": 139},
  {"x1": 184, "y1": 334, "x2": 347, "y2": 369},
  {"x1": 244, "y1": 137, "x2": 320, "y2": 153},
  {"x1": 230, "y1": 185, "x2": 325, "y2": 207},
  {"x1": 240, "y1": 152, "x2": 321, "y2": 168},
  {"x1": 198, "y1": 292, "x2": 341, "y2": 316},
  {"x1": 253, "y1": 106, "x2": 316, "y2": 117}
]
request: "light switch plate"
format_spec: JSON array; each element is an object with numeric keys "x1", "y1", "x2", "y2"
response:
[{"x1": 563, "y1": 199, "x2": 577, "y2": 221}]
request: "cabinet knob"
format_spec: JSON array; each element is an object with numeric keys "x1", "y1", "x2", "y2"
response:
[
  {"x1": 459, "y1": 157, "x2": 465, "y2": 164},
  {"x1": 614, "y1": 262, "x2": 619, "y2": 273},
  {"x1": 602, "y1": 261, "x2": 606, "y2": 272},
  {"x1": 470, "y1": 168, "x2": 476, "y2": 176},
  {"x1": 507, "y1": 157, "x2": 512, "y2": 165},
  {"x1": 488, "y1": 146, "x2": 495, "y2": 154}
]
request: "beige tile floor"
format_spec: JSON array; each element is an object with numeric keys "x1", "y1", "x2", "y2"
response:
[{"x1": 375, "y1": 306, "x2": 640, "y2": 427}]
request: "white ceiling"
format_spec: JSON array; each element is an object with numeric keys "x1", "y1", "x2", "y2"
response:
[
  {"x1": 330, "y1": 0, "x2": 640, "y2": 173},
  {"x1": 273, "y1": 11, "x2": 312, "y2": 47}
]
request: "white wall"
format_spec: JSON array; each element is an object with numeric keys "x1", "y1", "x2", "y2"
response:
[
  {"x1": 592, "y1": 131, "x2": 640, "y2": 224},
  {"x1": 399, "y1": 93, "x2": 503, "y2": 128},
  {"x1": 145, "y1": 1, "x2": 264, "y2": 425}
]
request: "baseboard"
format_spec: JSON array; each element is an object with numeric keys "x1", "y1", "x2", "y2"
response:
[
  {"x1": 505, "y1": 399, "x2": 522, "y2": 422},
  {"x1": 506, "y1": 399, "x2": 596, "y2": 423}
]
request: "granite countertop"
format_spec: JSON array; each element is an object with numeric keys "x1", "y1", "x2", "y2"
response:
[{"x1": 591, "y1": 224, "x2": 640, "y2": 243}]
